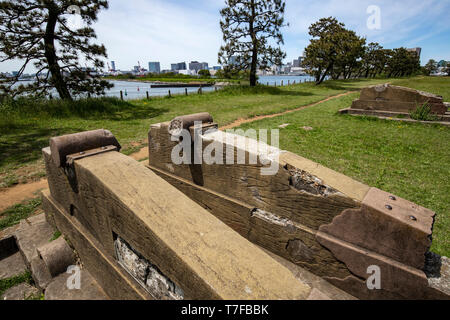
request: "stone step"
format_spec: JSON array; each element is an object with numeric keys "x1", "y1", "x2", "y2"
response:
[
  {"x1": 0, "y1": 235, "x2": 28, "y2": 281},
  {"x1": 45, "y1": 268, "x2": 109, "y2": 300},
  {"x1": 12, "y1": 213, "x2": 110, "y2": 299},
  {"x1": 0, "y1": 251, "x2": 28, "y2": 281},
  {"x1": 14, "y1": 214, "x2": 56, "y2": 289},
  {"x1": 1, "y1": 283, "x2": 40, "y2": 300}
]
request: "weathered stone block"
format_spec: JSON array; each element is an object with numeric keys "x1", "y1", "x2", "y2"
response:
[{"x1": 351, "y1": 84, "x2": 447, "y2": 114}]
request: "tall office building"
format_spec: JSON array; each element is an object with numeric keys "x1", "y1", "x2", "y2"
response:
[
  {"x1": 293, "y1": 56, "x2": 304, "y2": 68},
  {"x1": 189, "y1": 61, "x2": 209, "y2": 72},
  {"x1": 148, "y1": 62, "x2": 161, "y2": 74},
  {"x1": 111, "y1": 61, "x2": 116, "y2": 71},
  {"x1": 171, "y1": 62, "x2": 187, "y2": 71},
  {"x1": 407, "y1": 47, "x2": 422, "y2": 58}
]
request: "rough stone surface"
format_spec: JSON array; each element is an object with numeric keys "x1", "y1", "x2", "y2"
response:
[
  {"x1": 288, "y1": 168, "x2": 341, "y2": 197},
  {"x1": 307, "y1": 288, "x2": 332, "y2": 300},
  {"x1": 1, "y1": 283, "x2": 40, "y2": 300},
  {"x1": 351, "y1": 84, "x2": 447, "y2": 114},
  {"x1": 14, "y1": 213, "x2": 57, "y2": 289},
  {"x1": 15, "y1": 214, "x2": 55, "y2": 267},
  {"x1": 427, "y1": 255, "x2": 450, "y2": 296},
  {"x1": 30, "y1": 255, "x2": 53, "y2": 290},
  {"x1": 37, "y1": 237, "x2": 75, "y2": 277},
  {"x1": 115, "y1": 237, "x2": 149, "y2": 283},
  {"x1": 0, "y1": 252, "x2": 27, "y2": 280},
  {"x1": 262, "y1": 247, "x2": 356, "y2": 300},
  {"x1": 115, "y1": 237, "x2": 184, "y2": 300},
  {"x1": 45, "y1": 268, "x2": 109, "y2": 300}
]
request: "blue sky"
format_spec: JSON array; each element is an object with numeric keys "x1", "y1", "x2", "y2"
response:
[{"x1": 2, "y1": 0, "x2": 450, "y2": 72}]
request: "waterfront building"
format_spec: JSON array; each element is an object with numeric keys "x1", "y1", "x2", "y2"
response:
[
  {"x1": 189, "y1": 61, "x2": 209, "y2": 72},
  {"x1": 171, "y1": 62, "x2": 187, "y2": 72},
  {"x1": 407, "y1": 47, "x2": 422, "y2": 58},
  {"x1": 111, "y1": 61, "x2": 116, "y2": 72},
  {"x1": 148, "y1": 61, "x2": 161, "y2": 74}
]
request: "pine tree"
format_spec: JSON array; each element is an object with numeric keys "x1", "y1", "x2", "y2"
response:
[
  {"x1": 218, "y1": 0, "x2": 286, "y2": 86},
  {"x1": 0, "y1": 0, "x2": 112, "y2": 100}
]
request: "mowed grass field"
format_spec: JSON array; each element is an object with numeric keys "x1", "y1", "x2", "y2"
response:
[{"x1": 0, "y1": 76, "x2": 448, "y2": 257}]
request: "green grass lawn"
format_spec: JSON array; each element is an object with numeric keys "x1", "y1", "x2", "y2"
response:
[
  {"x1": 394, "y1": 76, "x2": 450, "y2": 101},
  {"x1": 236, "y1": 88, "x2": 449, "y2": 257}
]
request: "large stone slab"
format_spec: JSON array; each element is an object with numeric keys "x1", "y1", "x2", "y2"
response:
[
  {"x1": 14, "y1": 213, "x2": 57, "y2": 289},
  {"x1": 1, "y1": 283, "x2": 40, "y2": 300},
  {"x1": 42, "y1": 143, "x2": 313, "y2": 300},
  {"x1": 0, "y1": 252, "x2": 27, "y2": 280},
  {"x1": 351, "y1": 84, "x2": 447, "y2": 114},
  {"x1": 15, "y1": 214, "x2": 55, "y2": 267},
  {"x1": 45, "y1": 268, "x2": 109, "y2": 300}
]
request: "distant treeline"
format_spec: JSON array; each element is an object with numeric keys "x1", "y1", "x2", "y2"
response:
[{"x1": 301, "y1": 17, "x2": 422, "y2": 84}]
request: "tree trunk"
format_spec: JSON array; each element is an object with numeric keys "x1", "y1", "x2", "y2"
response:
[
  {"x1": 249, "y1": 0, "x2": 257, "y2": 87},
  {"x1": 44, "y1": 6, "x2": 72, "y2": 100},
  {"x1": 317, "y1": 64, "x2": 332, "y2": 85}
]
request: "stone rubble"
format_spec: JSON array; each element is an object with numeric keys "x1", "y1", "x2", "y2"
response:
[{"x1": 114, "y1": 237, "x2": 184, "y2": 300}]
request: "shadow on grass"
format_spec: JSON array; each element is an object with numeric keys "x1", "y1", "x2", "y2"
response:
[
  {"x1": 1, "y1": 97, "x2": 169, "y2": 122},
  {"x1": 0, "y1": 126, "x2": 85, "y2": 168},
  {"x1": 220, "y1": 85, "x2": 315, "y2": 97}
]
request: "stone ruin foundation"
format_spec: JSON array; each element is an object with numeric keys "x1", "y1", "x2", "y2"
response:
[
  {"x1": 1, "y1": 113, "x2": 449, "y2": 300},
  {"x1": 340, "y1": 83, "x2": 450, "y2": 123}
]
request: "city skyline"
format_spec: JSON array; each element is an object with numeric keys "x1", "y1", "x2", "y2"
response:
[{"x1": 1, "y1": 0, "x2": 450, "y2": 73}]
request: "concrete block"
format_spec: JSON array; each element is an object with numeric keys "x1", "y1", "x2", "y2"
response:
[
  {"x1": 44, "y1": 269, "x2": 109, "y2": 300},
  {"x1": 1, "y1": 283, "x2": 40, "y2": 300},
  {"x1": 0, "y1": 252, "x2": 27, "y2": 281},
  {"x1": 37, "y1": 237, "x2": 75, "y2": 277}
]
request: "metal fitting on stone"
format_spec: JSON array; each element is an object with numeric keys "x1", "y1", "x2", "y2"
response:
[
  {"x1": 168, "y1": 113, "x2": 214, "y2": 136},
  {"x1": 50, "y1": 129, "x2": 121, "y2": 167}
]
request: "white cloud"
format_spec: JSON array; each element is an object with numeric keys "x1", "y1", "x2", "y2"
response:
[
  {"x1": 96, "y1": 0, "x2": 223, "y2": 70},
  {"x1": 1, "y1": 0, "x2": 449, "y2": 73}
]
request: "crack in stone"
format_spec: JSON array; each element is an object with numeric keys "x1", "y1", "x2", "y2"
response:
[{"x1": 288, "y1": 169, "x2": 341, "y2": 197}]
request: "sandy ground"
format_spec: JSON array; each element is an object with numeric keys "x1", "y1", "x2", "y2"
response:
[{"x1": 0, "y1": 179, "x2": 48, "y2": 212}]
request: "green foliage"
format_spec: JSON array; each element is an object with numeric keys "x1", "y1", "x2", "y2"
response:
[
  {"x1": 198, "y1": 69, "x2": 211, "y2": 78},
  {"x1": 0, "y1": 96, "x2": 133, "y2": 121},
  {"x1": 385, "y1": 48, "x2": 421, "y2": 78},
  {"x1": 409, "y1": 102, "x2": 439, "y2": 121},
  {"x1": 424, "y1": 59, "x2": 438, "y2": 76},
  {"x1": 218, "y1": 0, "x2": 287, "y2": 86},
  {"x1": 302, "y1": 17, "x2": 366, "y2": 84},
  {"x1": 302, "y1": 17, "x2": 422, "y2": 83},
  {"x1": 0, "y1": 271, "x2": 33, "y2": 297},
  {"x1": 0, "y1": 198, "x2": 42, "y2": 230},
  {"x1": 50, "y1": 230, "x2": 62, "y2": 242},
  {"x1": 25, "y1": 292, "x2": 45, "y2": 300}
]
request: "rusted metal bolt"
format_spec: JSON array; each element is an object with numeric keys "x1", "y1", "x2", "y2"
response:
[
  {"x1": 409, "y1": 215, "x2": 417, "y2": 221},
  {"x1": 389, "y1": 196, "x2": 396, "y2": 201},
  {"x1": 385, "y1": 205, "x2": 393, "y2": 210}
]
